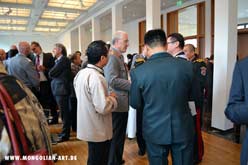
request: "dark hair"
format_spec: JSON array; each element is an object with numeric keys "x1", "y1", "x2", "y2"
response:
[
  {"x1": 168, "y1": 33, "x2": 185, "y2": 49},
  {"x1": 8, "y1": 49, "x2": 18, "y2": 58},
  {"x1": 106, "y1": 43, "x2": 111, "y2": 50},
  {"x1": 127, "y1": 54, "x2": 133, "y2": 59},
  {"x1": 210, "y1": 54, "x2": 214, "y2": 60},
  {"x1": 75, "y1": 50, "x2": 81, "y2": 56},
  {"x1": 70, "y1": 53, "x2": 79, "y2": 62},
  {"x1": 86, "y1": 40, "x2": 108, "y2": 65},
  {"x1": 31, "y1": 41, "x2": 42, "y2": 50},
  {"x1": 144, "y1": 29, "x2": 167, "y2": 48}
]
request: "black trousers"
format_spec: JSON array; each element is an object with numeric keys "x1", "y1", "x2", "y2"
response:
[
  {"x1": 39, "y1": 81, "x2": 58, "y2": 121},
  {"x1": 88, "y1": 140, "x2": 111, "y2": 165},
  {"x1": 108, "y1": 112, "x2": 128, "y2": 165},
  {"x1": 136, "y1": 109, "x2": 146, "y2": 153},
  {"x1": 69, "y1": 96, "x2": 77, "y2": 131},
  {"x1": 55, "y1": 95, "x2": 71, "y2": 138}
]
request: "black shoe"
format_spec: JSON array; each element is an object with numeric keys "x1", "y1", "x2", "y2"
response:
[
  {"x1": 138, "y1": 149, "x2": 146, "y2": 156},
  {"x1": 57, "y1": 136, "x2": 69, "y2": 143}
]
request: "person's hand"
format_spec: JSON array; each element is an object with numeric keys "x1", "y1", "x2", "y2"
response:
[
  {"x1": 37, "y1": 65, "x2": 46, "y2": 71},
  {"x1": 109, "y1": 92, "x2": 117, "y2": 99}
]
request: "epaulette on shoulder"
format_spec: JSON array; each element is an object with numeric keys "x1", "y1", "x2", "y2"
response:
[
  {"x1": 135, "y1": 58, "x2": 145, "y2": 63},
  {"x1": 195, "y1": 58, "x2": 204, "y2": 63}
]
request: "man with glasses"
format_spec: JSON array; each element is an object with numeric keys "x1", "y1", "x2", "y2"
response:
[
  {"x1": 167, "y1": 33, "x2": 188, "y2": 60},
  {"x1": 104, "y1": 31, "x2": 131, "y2": 165},
  {"x1": 31, "y1": 41, "x2": 58, "y2": 124}
]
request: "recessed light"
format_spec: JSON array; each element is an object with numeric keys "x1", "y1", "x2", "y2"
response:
[{"x1": 124, "y1": 6, "x2": 127, "y2": 9}]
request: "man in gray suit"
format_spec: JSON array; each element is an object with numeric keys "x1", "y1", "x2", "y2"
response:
[
  {"x1": 5, "y1": 41, "x2": 39, "y2": 95},
  {"x1": 130, "y1": 29, "x2": 195, "y2": 165},
  {"x1": 104, "y1": 31, "x2": 131, "y2": 165}
]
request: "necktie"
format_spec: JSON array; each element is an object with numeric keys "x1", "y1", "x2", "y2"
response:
[
  {"x1": 36, "y1": 55, "x2": 40, "y2": 68},
  {"x1": 36, "y1": 55, "x2": 40, "y2": 78}
]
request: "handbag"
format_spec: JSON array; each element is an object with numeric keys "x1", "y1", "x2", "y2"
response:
[{"x1": 0, "y1": 82, "x2": 54, "y2": 165}]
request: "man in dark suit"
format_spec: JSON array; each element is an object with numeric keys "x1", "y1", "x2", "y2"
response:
[
  {"x1": 130, "y1": 29, "x2": 195, "y2": 165},
  {"x1": 31, "y1": 41, "x2": 58, "y2": 124},
  {"x1": 49, "y1": 43, "x2": 71, "y2": 142},
  {"x1": 104, "y1": 31, "x2": 131, "y2": 165},
  {"x1": 168, "y1": 33, "x2": 204, "y2": 163},
  {"x1": 225, "y1": 57, "x2": 248, "y2": 165}
]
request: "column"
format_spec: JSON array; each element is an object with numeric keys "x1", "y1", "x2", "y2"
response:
[
  {"x1": 80, "y1": 25, "x2": 86, "y2": 55},
  {"x1": 92, "y1": 17, "x2": 100, "y2": 41},
  {"x1": 163, "y1": 13, "x2": 167, "y2": 34},
  {"x1": 112, "y1": 4, "x2": 122, "y2": 34},
  {"x1": 205, "y1": 0, "x2": 211, "y2": 58},
  {"x1": 212, "y1": 0, "x2": 237, "y2": 130},
  {"x1": 146, "y1": 0, "x2": 161, "y2": 31}
]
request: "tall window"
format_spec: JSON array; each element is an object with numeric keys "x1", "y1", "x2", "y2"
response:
[{"x1": 178, "y1": 5, "x2": 197, "y2": 37}]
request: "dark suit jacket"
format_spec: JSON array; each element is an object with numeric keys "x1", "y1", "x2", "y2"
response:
[
  {"x1": 34, "y1": 52, "x2": 55, "y2": 80},
  {"x1": 225, "y1": 57, "x2": 248, "y2": 165},
  {"x1": 49, "y1": 56, "x2": 71, "y2": 96},
  {"x1": 130, "y1": 52, "x2": 194, "y2": 145}
]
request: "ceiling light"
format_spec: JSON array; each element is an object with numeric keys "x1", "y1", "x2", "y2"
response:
[
  {"x1": 37, "y1": 20, "x2": 68, "y2": 27},
  {"x1": 0, "y1": 26, "x2": 26, "y2": 31},
  {"x1": 0, "y1": 19, "x2": 28, "y2": 25},
  {"x1": 48, "y1": 0, "x2": 97, "y2": 10},
  {"x1": 34, "y1": 27, "x2": 61, "y2": 32},
  {"x1": 0, "y1": 0, "x2": 32, "y2": 4},
  {"x1": 42, "y1": 10, "x2": 80, "y2": 20},
  {"x1": 0, "y1": 7, "x2": 30, "y2": 17}
]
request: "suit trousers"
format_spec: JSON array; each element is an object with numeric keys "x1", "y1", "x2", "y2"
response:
[
  {"x1": 55, "y1": 95, "x2": 71, "y2": 138},
  {"x1": 136, "y1": 108, "x2": 146, "y2": 153},
  {"x1": 39, "y1": 81, "x2": 58, "y2": 121},
  {"x1": 108, "y1": 112, "x2": 128, "y2": 165},
  {"x1": 88, "y1": 140, "x2": 111, "y2": 165},
  {"x1": 69, "y1": 96, "x2": 77, "y2": 131},
  {"x1": 146, "y1": 139, "x2": 194, "y2": 165}
]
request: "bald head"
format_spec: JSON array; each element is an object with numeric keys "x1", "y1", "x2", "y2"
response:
[
  {"x1": 183, "y1": 44, "x2": 195, "y2": 61},
  {"x1": 18, "y1": 41, "x2": 31, "y2": 56},
  {"x1": 0, "y1": 49, "x2": 6, "y2": 61},
  {"x1": 10, "y1": 45, "x2": 17, "y2": 50},
  {"x1": 112, "y1": 31, "x2": 129, "y2": 53}
]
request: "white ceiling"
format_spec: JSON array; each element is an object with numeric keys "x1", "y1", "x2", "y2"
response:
[{"x1": 0, "y1": 0, "x2": 247, "y2": 35}]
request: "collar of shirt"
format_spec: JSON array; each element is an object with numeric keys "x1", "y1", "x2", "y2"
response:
[
  {"x1": 111, "y1": 47, "x2": 122, "y2": 57},
  {"x1": 37, "y1": 52, "x2": 43, "y2": 58},
  {"x1": 175, "y1": 51, "x2": 188, "y2": 60},
  {"x1": 86, "y1": 64, "x2": 104, "y2": 76},
  {"x1": 55, "y1": 54, "x2": 63, "y2": 63}
]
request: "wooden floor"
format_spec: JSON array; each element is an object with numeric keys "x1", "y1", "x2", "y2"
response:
[{"x1": 50, "y1": 125, "x2": 241, "y2": 165}]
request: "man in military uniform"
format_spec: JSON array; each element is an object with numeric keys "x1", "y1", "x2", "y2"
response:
[
  {"x1": 184, "y1": 44, "x2": 207, "y2": 120},
  {"x1": 183, "y1": 44, "x2": 206, "y2": 164},
  {"x1": 130, "y1": 49, "x2": 146, "y2": 156}
]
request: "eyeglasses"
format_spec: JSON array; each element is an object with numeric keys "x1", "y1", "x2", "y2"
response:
[
  {"x1": 167, "y1": 41, "x2": 177, "y2": 44},
  {"x1": 31, "y1": 47, "x2": 36, "y2": 51}
]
